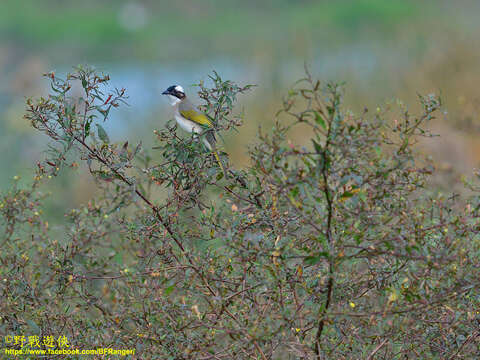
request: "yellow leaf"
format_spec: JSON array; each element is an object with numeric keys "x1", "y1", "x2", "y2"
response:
[
  {"x1": 388, "y1": 290, "x2": 398, "y2": 303},
  {"x1": 297, "y1": 265, "x2": 303, "y2": 277},
  {"x1": 191, "y1": 305, "x2": 201, "y2": 319}
]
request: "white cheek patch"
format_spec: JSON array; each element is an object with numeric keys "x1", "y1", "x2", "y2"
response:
[
  {"x1": 168, "y1": 94, "x2": 181, "y2": 106},
  {"x1": 174, "y1": 85, "x2": 184, "y2": 93}
]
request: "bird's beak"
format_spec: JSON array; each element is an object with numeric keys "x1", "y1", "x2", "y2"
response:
[{"x1": 162, "y1": 90, "x2": 170, "y2": 95}]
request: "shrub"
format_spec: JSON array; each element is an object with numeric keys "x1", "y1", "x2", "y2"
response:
[{"x1": 1, "y1": 66, "x2": 479, "y2": 359}]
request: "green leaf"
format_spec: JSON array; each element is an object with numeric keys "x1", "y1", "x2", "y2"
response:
[
  {"x1": 340, "y1": 191, "x2": 354, "y2": 199},
  {"x1": 113, "y1": 252, "x2": 123, "y2": 265},
  {"x1": 304, "y1": 252, "x2": 330, "y2": 265},
  {"x1": 206, "y1": 237, "x2": 226, "y2": 250},
  {"x1": 26, "y1": 320, "x2": 41, "y2": 334},
  {"x1": 314, "y1": 233, "x2": 327, "y2": 247},
  {"x1": 312, "y1": 139, "x2": 323, "y2": 154},
  {"x1": 314, "y1": 111, "x2": 327, "y2": 130},
  {"x1": 91, "y1": 170, "x2": 117, "y2": 182},
  {"x1": 96, "y1": 106, "x2": 110, "y2": 121},
  {"x1": 50, "y1": 83, "x2": 62, "y2": 93},
  {"x1": 164, "y1": 284, "x2": 175, "y2": 296},
  {"x1": 95, "y1": 123, "x2": 110, "y2": 143},
  {"x1": 290, "y1": 186, "x2": 299, "y2": 198},
  {"x1": 84, "y1": 120, "x2": 91, "y2": 138}
]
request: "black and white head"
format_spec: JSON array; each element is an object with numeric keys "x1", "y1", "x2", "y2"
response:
[{"x1": 162, "y1": 85, "x2": 185, "y2": 105}]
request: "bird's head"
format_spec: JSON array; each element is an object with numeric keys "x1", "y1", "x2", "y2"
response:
[{"x1": 162, "y1": 85, "x2": 185, "y2": 105}]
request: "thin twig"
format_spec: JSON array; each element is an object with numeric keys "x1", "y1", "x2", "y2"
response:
[
  {"x1": 367, "y1": 339, "x2": 389, "y2": 360},
  {"x1": 447, "y1": 330, "x2": 480, "y2": 360}
]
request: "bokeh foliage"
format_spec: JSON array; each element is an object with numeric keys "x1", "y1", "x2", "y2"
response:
[
  {"x1": 1, "y1": 67, "x2": 479, "y2": 359},
  {"x1": 0, "y1": 0, "x2": 419, "y2": 62}
]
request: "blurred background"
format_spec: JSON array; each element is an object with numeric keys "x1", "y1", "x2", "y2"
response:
[{"x1": 1, "y1": 0, "x2": 480, "y2": 216}]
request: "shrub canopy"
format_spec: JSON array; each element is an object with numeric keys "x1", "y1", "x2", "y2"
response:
[{"x1": 1, "y1": 66, "x2": 479, "y2": 359}]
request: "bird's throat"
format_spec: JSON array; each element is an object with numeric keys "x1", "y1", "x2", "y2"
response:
[{"x1": 168, "y1": 95, "x2": 181, "y2": 106}]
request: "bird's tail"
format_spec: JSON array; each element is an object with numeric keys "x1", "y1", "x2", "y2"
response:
[
  {"x1": 204, "y1": 131, "x2": 228, "y2": 178},
  {"x1": 213, "y1": 150, "x2": 227, "y2": 178}
]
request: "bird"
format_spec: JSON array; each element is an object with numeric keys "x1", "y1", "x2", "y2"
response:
[{"x1": 162, "y1": 85, "x2": 227, "y2": 176}]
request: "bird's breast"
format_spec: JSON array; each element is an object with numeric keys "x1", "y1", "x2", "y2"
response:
[{"x1": 174, "y1": 113, "x2": 203, "y2": 134}]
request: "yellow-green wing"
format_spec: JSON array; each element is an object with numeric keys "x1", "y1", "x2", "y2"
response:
[{"x1": 180, "y1": 109, "x2": 213, "y2": 128}]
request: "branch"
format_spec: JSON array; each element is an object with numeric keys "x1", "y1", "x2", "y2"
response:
[
  {"x1": 70, "y1": 135, "x2": 223, "y2": 302},
  {"x1": 314, "y1": 83, "x2": 336, "y2": 357},
  {"x1": 367, "y1": 339, "x2": 389, "y2": 360}
]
